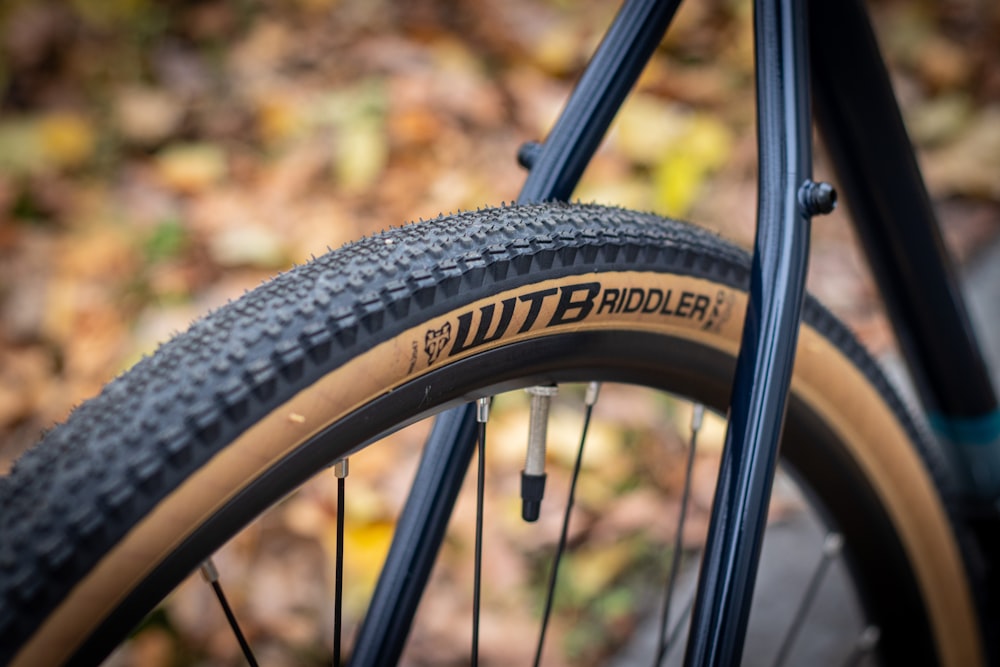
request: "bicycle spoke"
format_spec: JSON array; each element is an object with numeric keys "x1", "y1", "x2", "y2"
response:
[
  {"x1": 771, "y1": 533, "x2": 844, "y2": 667},
  {"x1": 333, "y1": 459, "x2": 348, "y2": 667},
  {"x1": 532, "y1": 382, "x2": 601, "y2": 667},
  {"x1": 662, "y1": 588, "x2": 697, "y2": 661},
  {"x1": 841, "y1": 626, "x2": 880, "y2": 667},
  {"x1": 200, "y1": 558, "x2": 259, "y2": 667},
  {"x1": 472, "y1": 397, "x2": 491, "y2": 667},
  {"x1": 654, "y1": 403, "x2": 704, "y2": 666}
]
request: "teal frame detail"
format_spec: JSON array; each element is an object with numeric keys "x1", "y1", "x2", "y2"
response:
[
  {"x1": 931, "y1": 410, "x2": 1000, "y2": 498},
  {"x1": 931, "y1": 410, "x2": 1000, "y2": 446}
]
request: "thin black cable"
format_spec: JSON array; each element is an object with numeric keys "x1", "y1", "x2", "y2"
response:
[{"x1": 532, "y1": 399, "x2": 596, "y2": 667}]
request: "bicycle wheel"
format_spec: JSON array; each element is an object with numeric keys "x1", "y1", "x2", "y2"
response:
[{"x1": 0, "y1": 203, "x2": 985, "y2": 666}]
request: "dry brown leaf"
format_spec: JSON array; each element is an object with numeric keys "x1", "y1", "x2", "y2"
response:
[{"x1": 114, "y1": 87, "x2": 186, "y2": 147}]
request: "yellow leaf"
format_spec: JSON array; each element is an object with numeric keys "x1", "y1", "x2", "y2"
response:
[
  {"x1": 679, "y1": 115, "x2": 733, "y2": 171},
  {"x1": 339, "y1": 520, "x2": 395, "y2": 611},
  {"x1": 653, "y1": 114, "x2": 733, "y2": 218},
  {"x1": 532, "y1": 24, "x2": 585, "y2": 76},
  {"x1": 343, "y1": 521, "x2": 394, "y2": 563},
  {"x1": 574, "y1": 178, "x2": 650, "y2": 211},
  {"x1": 155, "y1": 143, "x2": 227, "y2": 193},
  {"x1": 0, "y1": 120, "x2": 45, "y2": 175},
  {"x1": 653, "y1": 154, "x2": 702, "y2": 219},
  {"x1": 306, "y1": 82, "x2": 388, "y2": 191},
  {"x1": 614, "y1": 96, "x2": 687, "y2": 166},
  {"x1": 567, "y1": 542, "x2": 634, "y2": 600},
  {"x1": 335, "y1": 116, "x2": 387, "y2": 192},
  {"x1": 257, "y1": 96, "x2": 308, "y2": 147},
  {"x1": 38, "y1": 113, "x2": 95, "y2": 169},
  {"x1": 0, "y1": 112, "x2": 96, "y2": 174},
  {"x1": 71, "y1": 0, "x2": 149, "y2": 27}
]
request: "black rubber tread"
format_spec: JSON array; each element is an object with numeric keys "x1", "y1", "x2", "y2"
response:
[{"x1": 0, "y1": 202, "x2": 973, "y2": 664}]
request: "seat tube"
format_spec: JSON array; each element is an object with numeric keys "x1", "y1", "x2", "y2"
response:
[{"x1": 683, "y1": 0, "x2": 818, "y2": 664}]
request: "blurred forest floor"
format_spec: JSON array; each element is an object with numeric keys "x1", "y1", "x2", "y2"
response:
[{"x1": 0, "y1": 0, "x2": 998, "y2": 665}]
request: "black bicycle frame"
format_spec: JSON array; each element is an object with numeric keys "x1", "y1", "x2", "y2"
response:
[{"x1": 353, "y1": 0, "x2": 1000, "y2": 664}]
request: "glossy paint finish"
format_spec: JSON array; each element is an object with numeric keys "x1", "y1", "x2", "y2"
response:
[
  {"x1": 350, "y1": 405, "x2": 478, "y2": 666},
  {"x1": 352, "y1": 0, "x2": 681, "y2": 661},
  {"x1": 516, "y1": 0, "x2": 681, "y2": 205},
  {"x1": 354, "y1": 0, "x2": 1000, "y2": 663},
  {"x1": 810, "y1": 0, "x2": 999, "y2": 500},
  {"x1": 684, "y1": 0, "x2": 815, "y2": 663}
]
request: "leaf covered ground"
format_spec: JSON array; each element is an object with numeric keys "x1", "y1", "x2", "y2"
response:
[{"x1": 0, "y1": 0, "x2": 998, "y2": 664}]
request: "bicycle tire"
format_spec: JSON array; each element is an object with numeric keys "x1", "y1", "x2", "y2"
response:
[{"x1": 0, "y1": 202, "x2": 985, "y2": 666}]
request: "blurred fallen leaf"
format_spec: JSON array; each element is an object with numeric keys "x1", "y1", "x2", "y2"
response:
[
  {"x1": 256, "y1": 94, "x2": 308, "y2": 147},
  {"x1": 155, "y1": 143, "x2": 227, "y2": 193},
  {"x1": 923, "y1": 106, "x2": 1000, "y2": 199},
  {"x1": 531, "y1": 21, "x2": 588, "y2": 76},
  {"x1": 70, "y1": 0, "x2": 151, "y2": 28},
  {"x1": 0, "y1": 348, "x2": 52, "y2": 429},
  {"x1": 208, "y1": 224, "x2": 288, "y2": 268},
  {"x1": 575, "y1": 177, "x2": 651, "y2": 211},
  {"x1": 388, "y1": 107, "x2": 443, "y2": 148},
  {"x1": 39, "y1": 112, "x2": 96, "y2": 170},
  {"x1": 113, "y1": 627, "x2": 175, "y2": 667},
  {"x1": 675, "y1": 401, "x2": 726, "y2": 454},
  {"x1": 315, "y1": 83, "x2": 388, "y2": 192},
  {"x1": 0, "y1": 120, "x2": 46, "y2": 175},
  {"x1": 338, "y1": 520, "x2": 395, "y2": 611},
  {"x1": 907, "y1": 93, "x2": 973, "y2": 147},
  {"x1": 591, "y1": 488, "x2": 678, "y2": 544},
  {"x1": 283, "y1": 495, "x2": 329, "y2": 538},
  {"x1": 335, "y1": 115, "x2": 386, "y2": 192},
  {"x1": 115, "y1": 87, "x2": 185, "y2": 147},
  {"x1": 614, "y1": 96, "x2": 688, "y2": 166},
  {"x1": 917, "y1": 35, "x2": 971, "y2": 91},
  {"x1": 563, "y1": 541, "x2": 634, "y2": 601},
  {"x1": 653, "y1": 113, "x2": 733, "y2": 218},
  {"x1": 228, "y1": 19, "x2": 294, "y2": 89},
  {"x1": 143, "y1": 218, "x2": 188, "y2": 262}
]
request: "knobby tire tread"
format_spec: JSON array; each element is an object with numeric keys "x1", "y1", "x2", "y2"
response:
[{"x1": 0, "y1": 202, "x2": 980, "y2": 665}]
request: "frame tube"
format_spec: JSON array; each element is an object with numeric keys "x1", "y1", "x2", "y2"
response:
[
  {"x1": 518, "y1": 0, "x2": 680, "y2": 204},
  {"x1": 350, "y1": 405, "x2": 478, "y2": 666},
  {"x1": 684, "y1": 0, "x2": 814, "y2": 663},
  {"x1": 809, "y1": 0, "x2": 1000, "y2": 500},
  {"x1": 355, "y1": 0, "x2": 681, "y2": 660}
]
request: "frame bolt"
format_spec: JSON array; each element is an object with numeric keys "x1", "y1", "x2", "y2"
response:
[
  {"x1": 518, "y1": 141, "x2": 543, "y2": 169},
  {"x1": 799, "y1": 180, "x2": 838, "y2": 216}
]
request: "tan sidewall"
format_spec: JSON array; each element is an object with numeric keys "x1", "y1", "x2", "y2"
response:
[{"x1": 13, "y1": 272, "x2": 982, "y2": 666}]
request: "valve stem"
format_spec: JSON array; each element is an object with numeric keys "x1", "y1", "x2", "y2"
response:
[{"x1": 522, "y1": 385, "x2": 557, "y2": 522}]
